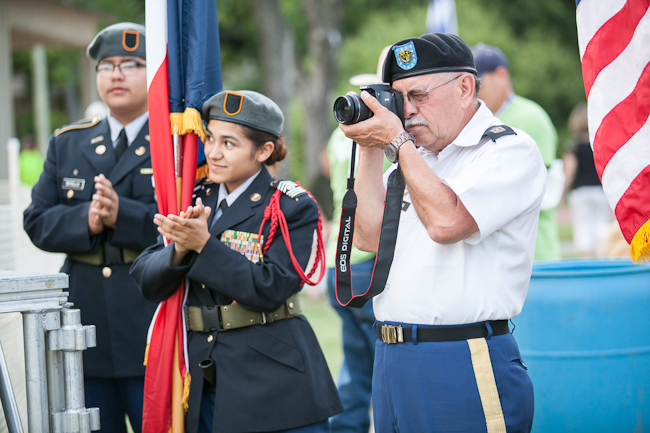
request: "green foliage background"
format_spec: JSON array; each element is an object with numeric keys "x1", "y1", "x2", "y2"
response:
[
  {"x1": 335, "y1": 0, "x2": 585, "y2": 155},
  {"x1": 13, "y1": 0, "x2": 586, "y2": 166}
]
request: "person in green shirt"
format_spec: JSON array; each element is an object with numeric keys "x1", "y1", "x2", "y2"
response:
[
  {"x1": 19, "y1": 136, "x2": 44, "y2": 186},
  {"x1": 325, "y1": 46, "x2": 393, "y2": 433},
  {"x1": 472, "y1": 43, "x2": 562, "y2": 261}
]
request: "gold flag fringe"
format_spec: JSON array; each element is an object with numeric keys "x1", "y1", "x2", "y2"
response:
[
  {"x1": 143, "y1": 343, "x2": 149, "y2": 366},
  {"x1": 182, "y1": 372, "x2": 191, "y2": 412},
  {"x1": 195, "y1": 164, "x2": 209, "y2": 181},
  {"x1": 630, "y1": 218, "x2": 650, "y2": 264},
  {"x1": 169, "y1": 107, "x2": 208, "y2": 143}
]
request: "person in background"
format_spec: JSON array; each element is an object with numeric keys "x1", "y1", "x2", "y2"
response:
[
  {"x1": 18, "y1": 135, "x2": 44, "y2": 186},
  {"x1": 309, "y1": 149, "x2": 335, "y2": 225},
  {"x1": 131, "y1": 90, "x2": 343, "y2": 433},
  {"x1": 340, "y1": 32, "x2": 541, "y2": 432},
  {"x1": 325, "y1": 45, "x2": 392, "y2": 433},
  {"x1": 23, "y1": 23, "x2": 158, "y2": 432},
  {"x1": 472, "y1": 43, "x2": 562, "y2": 261},
  {"x1": 563, "y1": 102, "x2": 613, "y2": 257},
  {"x1": 303, "y1": 149, "x2": 334, "y2": 302}
]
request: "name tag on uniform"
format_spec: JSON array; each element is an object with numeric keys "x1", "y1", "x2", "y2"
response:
[
  {"x1": 61, "y1": 178, "x2": 85, "y2": 191},
  {"x1": 220, "y1": 230, "x2": 264, "y2": 263},
  {"x1": 140, "y1": 168, "x2": 153, "y2": 174}
]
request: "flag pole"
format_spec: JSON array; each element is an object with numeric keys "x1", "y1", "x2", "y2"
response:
[{"x1": 173, "y1": 133, "x2": 182, "y2": 213}]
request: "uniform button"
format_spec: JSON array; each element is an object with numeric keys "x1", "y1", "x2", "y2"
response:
[
  {"x1": 207, "y1": 335, "x2": 213, "y2": 343},
  {"x1": 397, "y1": 247, "x2": 402, "y2": 252},
  {"x1": 385, "y1": 284, "x2": 390, "y2": 291},
  {"x1": 102, "y1": 267, "x2": 112, "y2": 278},
  {"x1": 288, "y1": 302, "x2": 294, "y2": 309},
  {"x1": 201, "y1": 284, "x2": 206, "y2": 289}
]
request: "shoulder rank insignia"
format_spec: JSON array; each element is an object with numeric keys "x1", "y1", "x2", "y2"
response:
[
  {"x1": 192, "y1": 176, "x2": 215, "y2": 199},
  {"x1": 483, "y1": 124, "x2": 517, "y2": 142},
  {"x1": 271, "y1": 180, "x2": 309, "y2": 200},
  {"x1": 54, "y1": 116, "x2": 101, "y2": 137}
]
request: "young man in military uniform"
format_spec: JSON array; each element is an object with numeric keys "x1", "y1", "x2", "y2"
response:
[{"x1": 24, "y1": 22, "x2": 158, "y2": 433}]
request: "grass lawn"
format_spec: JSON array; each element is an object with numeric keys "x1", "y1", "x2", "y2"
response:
[{"x1": 299, "y1": 293, "x2": 344, "y2": 380}]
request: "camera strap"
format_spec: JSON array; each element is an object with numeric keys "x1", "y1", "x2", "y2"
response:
[
  {"x1": 334, "y1": 124, "x2": 517, "y2": 308},
  {"x1": 335, "y1": 143, "x2": 405, "y2": 308}
]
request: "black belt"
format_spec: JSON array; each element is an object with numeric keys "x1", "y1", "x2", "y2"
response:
[
  {"x1": 69, "y1": 244, "x2": 141, "y2": 266},
  {"x1": 377, "y1": 320, "x2": 510, "y2": 344}
]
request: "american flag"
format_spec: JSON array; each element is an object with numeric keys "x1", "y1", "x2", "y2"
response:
[{"x1": 576, "y1": 0, "x2": 650, "y2": 263}]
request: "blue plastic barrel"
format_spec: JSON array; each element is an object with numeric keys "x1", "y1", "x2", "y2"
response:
[{"x1": 514, "y1": 258, "x2": 650, "y2": 433}]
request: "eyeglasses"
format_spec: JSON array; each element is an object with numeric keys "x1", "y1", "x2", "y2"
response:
[
  {"x1": 96, "y1": 61, "x2": 146, "y2": 77},
  {"x1": 397, "y1": 74, "x2": 463, "y2": 106}
]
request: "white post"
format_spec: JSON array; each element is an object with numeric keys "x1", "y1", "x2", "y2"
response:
[{"x1": 31, "y1": 45, "x2": 51, "y2": 157}]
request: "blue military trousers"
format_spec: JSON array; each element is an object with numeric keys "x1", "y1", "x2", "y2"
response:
[
  {"x1": 372, "y1": 323, "x2": 534, "y2": 433},
  {"x1": 84, "y1": 376, "x2": 145, "y2": 433}
]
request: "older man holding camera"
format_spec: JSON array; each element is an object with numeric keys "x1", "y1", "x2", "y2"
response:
[{"x1": 339, "y1": 33, "x2": 543, "y2": 432}]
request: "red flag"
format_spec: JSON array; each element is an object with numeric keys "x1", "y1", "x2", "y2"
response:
[
  {"x1": 144, "y1": 0, "x2": 222, "y2": 430},
  {"x1": 576, "y1": 0, "x2": 650, "y2": 263}
]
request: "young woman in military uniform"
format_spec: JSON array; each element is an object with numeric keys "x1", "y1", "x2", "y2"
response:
[{"x1": 130, "y1": 90, "x2": 342, "y2": 433}]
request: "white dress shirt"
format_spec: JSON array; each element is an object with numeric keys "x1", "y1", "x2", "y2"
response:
[
  {"x1": 374, "y1": 102, "x2": 547, "y2": 325},
  {"x1": 107, "y1": 111, "x2": 149, "y2": 148}
]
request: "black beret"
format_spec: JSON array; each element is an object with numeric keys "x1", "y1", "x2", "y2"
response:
[
  {"x1": 202, "y1": 90, "x2": 284, "y2": 138},
  {"x1": 87, "y1": 23, "x2": 146, "y2": 62},
  {"x1": 382, "y1": 33, "x2": 477, "y2": 84}
]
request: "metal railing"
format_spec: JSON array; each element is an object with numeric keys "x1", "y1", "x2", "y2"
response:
[{"x1": 0, "y1": 271, "x2": 100, "y2": 433}]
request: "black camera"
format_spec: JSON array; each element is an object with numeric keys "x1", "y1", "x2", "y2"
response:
[{"x1": 333, "y1": 84, "x2": 404, "y2": 125}]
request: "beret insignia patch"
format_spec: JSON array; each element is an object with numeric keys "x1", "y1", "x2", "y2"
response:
[
  {"x1": 393, "y1": 41, "x2": 417, "y2": 71},
  {"x1": 122, "y1": 30, "x2": 140, "y2": 52},
  {"x1": 223, "y1": 92, "x2": 244, "y2": 116}
]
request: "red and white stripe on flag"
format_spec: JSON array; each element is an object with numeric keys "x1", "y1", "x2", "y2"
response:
[{"x1": 577, "y1": 0, "x2": 650, "y2": 263}]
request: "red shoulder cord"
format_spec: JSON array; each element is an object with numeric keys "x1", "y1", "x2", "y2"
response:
[{"x1": 257, "y1": 185, "x2": 326, "y2": 286}]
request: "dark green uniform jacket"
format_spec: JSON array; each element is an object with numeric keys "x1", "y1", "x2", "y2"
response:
[{"x1": 24, "y1": 117, "x2": 158, "y2": 378}]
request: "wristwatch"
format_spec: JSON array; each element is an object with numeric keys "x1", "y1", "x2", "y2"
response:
[{"x1": 384, "y1": 132, "x2": 415, "y2": 163}]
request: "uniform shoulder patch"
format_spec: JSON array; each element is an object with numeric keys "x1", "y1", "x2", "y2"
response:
[
  {"x1": 54, "y1": 117, "x2": 101, "y2": 137},
  {"x1": 483, "y1": 124, "x2": 516, "y2": 142},
  {"x1": 270, "y1": 180, "x2": 309, "y2": 200}
]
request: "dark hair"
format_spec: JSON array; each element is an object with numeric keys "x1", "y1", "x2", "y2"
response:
[{"x1": 239, "y1": 124, "x2": 287, "y2": 166}]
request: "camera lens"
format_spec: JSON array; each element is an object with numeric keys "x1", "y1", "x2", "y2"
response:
[
  {"x1": 333, "y1": 96, "x2": 357, "y2": 124},
  {"x1": 333, "y1": 94, "x2": 373, "y2": 125}
]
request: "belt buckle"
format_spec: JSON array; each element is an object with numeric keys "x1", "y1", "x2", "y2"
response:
[
  {"x1": 381, "y1": 325, "x2": 403, "y2": 344},
  {"x1": 261, "y1": 311, "x2": 276, "y2": 325}
]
